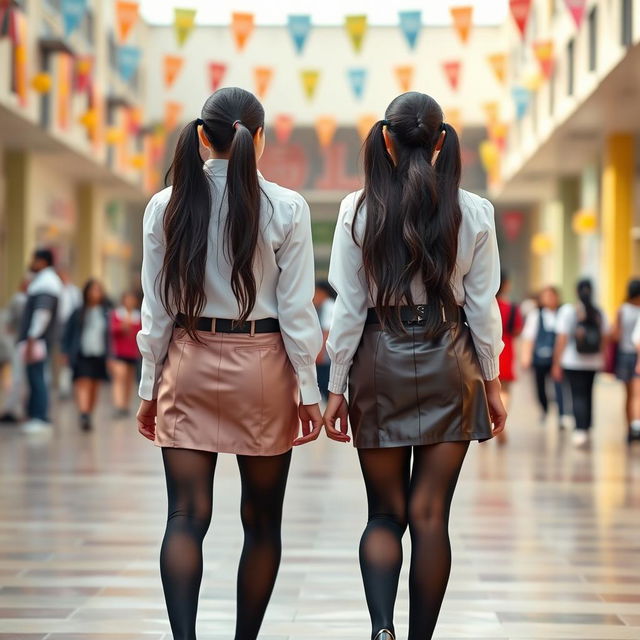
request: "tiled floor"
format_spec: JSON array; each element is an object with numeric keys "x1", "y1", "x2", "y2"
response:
[{"x1": 1, "y1": 374, "x2": 640, "y2": 639}]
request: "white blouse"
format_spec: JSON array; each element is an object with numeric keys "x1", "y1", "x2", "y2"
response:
[
  {"x1": 137, "y1": 158, "x2": 323, "y2": 404},
  {"x1": 326, "y1": 188, "x2": 504, "y2": 394}
]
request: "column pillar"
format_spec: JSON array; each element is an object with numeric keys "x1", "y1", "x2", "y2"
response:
[
  {"x1": 2, "y1": 151, "x2": 33, "y2": 305},
  {"x1": 601, "y1": 134, "x2": 634, "y2": 318},
  {"x1": 75, "y1": 184, "x2": 104, "y2": 285}
]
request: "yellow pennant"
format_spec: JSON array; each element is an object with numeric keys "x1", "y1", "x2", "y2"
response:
[
  {"x1": 300, "y1": 69, "x2": 320, "y2": 100},
  {"x1": 174, "y1": 8, "x2": 197, "y2": 47},
  {"x1": 531, "y1": 232, "x2": 554, "y2": 256},
  {"x1": 450, "y1": 6, "x2": 473, "y2": 44},
  {"x1": 395, "y1": 65, "x2": 414, "y2": 93},
  {"x1": 315, "y1": 115, "x2": 337, "y2": 148},
  {"x1": 483, "y1": 101, "x2": 500, "y2": 125},
  {"x1": 31, "y1": 72, "x2": 52, "y2": 93},
  {"x1": 345, "y1": 15, "x2": 367, "y2": 53}
]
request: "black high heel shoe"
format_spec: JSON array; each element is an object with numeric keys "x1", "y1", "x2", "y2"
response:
[{"x1": 373, "y1": 630, "x2": 395, "y2": 640}]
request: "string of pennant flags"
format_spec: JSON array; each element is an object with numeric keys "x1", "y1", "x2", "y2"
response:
[{"x1": 0, "y1": 0, "x2": 589, "y2": 183}]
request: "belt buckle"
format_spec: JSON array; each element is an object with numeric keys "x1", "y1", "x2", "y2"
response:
[{"x1": 415, "y1": 305, "x2": 425, "y2": 324}]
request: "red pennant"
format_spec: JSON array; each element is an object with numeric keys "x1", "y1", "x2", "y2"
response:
[
  {"x1": 501, "y1": 211, "x2": 525, "y2": 241},
  {"x1": 509, "y1": 0, "x2": 532, "y2": 39},
  {"x1": 442, "y1": 61, "x2": 462, "y2": 91},
  {"x1": 208, "y1": 62, "x2": 226, "y2": 92},
  {"x1": 274, "y1": 114, "x2": 294, "y2": 144},
  {"x1": 564, "y1": 0, "x2": 586, "y2": 28},
  {"x1": 533, "y1": 40, "x2": 554, "y2": 78}
]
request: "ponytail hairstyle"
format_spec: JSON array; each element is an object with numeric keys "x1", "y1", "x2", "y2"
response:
[
  {"x1": 356, "y1": 91, "x2": 462, "y2": 336},
  {"x1": 160, "y1": 87, "x2": 265, "y2": 338},
  {"x1": 576, "y1": 278, "x2": 599, "y2": 324}
]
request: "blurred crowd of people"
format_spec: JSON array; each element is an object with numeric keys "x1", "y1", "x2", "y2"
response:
[
  {"x1": 497, "y1": 271, "x2": 640, "y2": 446},
  {"x1": 0, "y1": 248, "x2": 142, "y2": 432},
  {"x1": 2, "y1": 248, "x2": 639, "y2": 445}
]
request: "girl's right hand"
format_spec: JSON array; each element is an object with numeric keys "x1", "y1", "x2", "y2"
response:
[
  {"x1": 323, "y1": 393, "x2": 351, "y2": 443},
  {"x1": 484, "y1": 379, "x2": 507, "y2": 437}
]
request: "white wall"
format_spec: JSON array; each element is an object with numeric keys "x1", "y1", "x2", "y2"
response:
[{"x1": 146, "y1": 24, "x2": 505, "y2": 126}]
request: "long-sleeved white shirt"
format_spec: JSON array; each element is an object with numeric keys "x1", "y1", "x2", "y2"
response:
[
  {"x1": 326, "y1": 188, "x2": 504, "y2": 394},
  {"x1": 137, "y1": 158, "x2": 323, "y2": 404}
]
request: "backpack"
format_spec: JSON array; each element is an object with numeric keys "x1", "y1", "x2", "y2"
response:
[
  {"x1": 574, "y1": 305, "x2": 602, "y2": 355},
  {"x1": 533, "y1": 309, "x2": 555, "y2": 366}
]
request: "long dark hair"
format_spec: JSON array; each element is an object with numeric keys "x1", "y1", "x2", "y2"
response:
[
  {"x1": 577, "y1": 278, "x2": 599, "y2": 324},
  {"x1": 356, "y1": 91, "x2": 462, "y2": 336},
  {"x1": 160, "y1": 87, "x2": 265, "y2": 337}
]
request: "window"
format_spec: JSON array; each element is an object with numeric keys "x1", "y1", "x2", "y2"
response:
[
  {"x1": 81, "y1": 8, "x2": 95, "y2": 46},
  {"x1": 567, "y1": 38, "x2": 575, "y2": 96},
  {"x1": 621, "y1": 0, "x2": 633, "y2": 47},
  {"x1": 588, "y1": 8, "x2": 597, "y2": 71}
]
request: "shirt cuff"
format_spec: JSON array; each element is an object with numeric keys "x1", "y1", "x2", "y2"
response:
[
  {"x1": 328, "y1": 362, "x2": 350, "y2": 395},
  {"x1": 478, "y1": 355, "x2": 500, "y2": 381},
  {"x1": 297, "y1": 364, "x2": 321, "y2": 405},
  {"x1": 139, "y1": 359, "x2": 163, "y2": 401}
]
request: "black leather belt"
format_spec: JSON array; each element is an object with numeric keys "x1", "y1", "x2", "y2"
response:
[
  {"x1": 365, "y1": 305, "x2": 460, "y2": 325},
  {"x1": 175, "y1": 314, "x2": 280, "y2": 334}
]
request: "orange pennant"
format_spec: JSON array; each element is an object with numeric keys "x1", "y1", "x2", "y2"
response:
[
  {"x1": 164, "y1": 101, "x2": 183, "y2": 133},
  {"x1": 450, "y1": 6, "x2": 473, "y2": 44},
  {"x1": 533, "y1": 40, "x2": 554, "y2": 78},
  {"x1": 254, "y1": 67, "x2": 273, "y2": 100},
  {"x1": 315, "y1": 115, "x2": 337, "y2": 148},
  {"x1": 444, "y1": 108, "x2": 462, "y2": 135},
  {"x1": 115, "y1": 1, "x2": 139, "y2": 43},
  {"x1": 232, "y1": 12, "x2": 254, "y2": 51},
  {"x1": 489, "y1": 121, "x2": 509, "y2": 152},
  {"x1": 274, "y1": 114, "x2": 294, "y2": 144},
  {"x1": 487, "y1": 53, "x2": 507, "y2": 84},
  {"x1": 164, "y1": 55, "x2": 184, "y2": 88},
  {"x1": 357, "y1": 114, "x2": 377, "y2": 142},
  {"x1": 395, "y1": 65, "x2": 414, "y2": 92}
]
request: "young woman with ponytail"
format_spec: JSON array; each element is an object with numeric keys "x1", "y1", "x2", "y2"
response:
[
  {"x1": 323, "y1": 92, "x2": 506, "y2": 640},
  {"x1": 136, "y1": 87, "x2": 323, "y2": 640}
]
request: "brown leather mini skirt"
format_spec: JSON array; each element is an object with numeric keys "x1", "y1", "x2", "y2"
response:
[
  {"x1": 156, "y1": 328, "x2": 299, "y2": 456},
  {"x1": 348, "y1": 308, "x2": 493, "y2": 448}
]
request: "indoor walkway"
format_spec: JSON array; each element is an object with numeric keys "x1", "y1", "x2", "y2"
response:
[{"x1": 1, "y1": 374, "x2": 640, "y2": 639}]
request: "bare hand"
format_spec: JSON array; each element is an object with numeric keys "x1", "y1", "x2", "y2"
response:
[
  {"x1": 484, "y1": 379, "x2": 507, "y2": 437},
  {"x1": 24, "y1": 338, "x2": 36, "y2": 364},
  {"x1": 323, "y1": 393, "x2": 351, "y2": 443},
  {"x1": 137, "y1": 399, "x2": 157, "y2": 441},
  {"x1": 552, "y1": 363, "x2": 563, "y2": 382},
  {"x1": 293, "y1": 403, "x2": 323, "y2": 446}
]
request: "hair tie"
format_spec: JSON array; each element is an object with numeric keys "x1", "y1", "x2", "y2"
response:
[
  {"x1": 381, "y1": 119, "x2": 390, "y2": 127},
  {"x1": 440, "y1": 122, "x2": 447, "y2": 132},
  {"x1": 232, "y1": 120, "x2": 242, "y2": 130},
  {"x1": 196, "y1": 118, "x2": 204, "y2": 126}
]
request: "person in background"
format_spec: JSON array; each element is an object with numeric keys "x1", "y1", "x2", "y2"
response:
[
  {"x1": 313, "y1": 281, "x2": 336, "y2": 401},
  {"x1": 553, "y1": 279, "x2": 609, "y2": 448},
  {"x1": 56, "y1": 265, "x2": 82, "y2": 399},
  {"x1": 109, "y1": 291, "x2": 142, "y2": 418},
  {"x1": 521, "y1": 286, "x2": 570, "y2": 428},
  {"x1": 496, "y1": 270, "x2": 523, "y2": 442},
  {"x1": 0, "y1": 276, "x2": 30, "y2": 424},
  {"x1": 18, "y1": 249, "x2": 63, "y2": 432},
  {"x1": 62, "y1": 279, "x2": 111, "y2": 431},
  {"x1": 613, "y1": 279, "x2": 640, "y2": 442}
]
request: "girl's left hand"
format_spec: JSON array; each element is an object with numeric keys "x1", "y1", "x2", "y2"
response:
[
  {"x1": 323, "y1": 393, "x2": 351, "y2": 443},
  {"x1": 137, "y1": 399, "x2": 157, "y2": 441}
]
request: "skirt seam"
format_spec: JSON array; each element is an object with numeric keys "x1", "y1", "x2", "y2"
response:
[
  {"x1": 258, "y1": 344, "x2": 266, "y2": 455},
  {"x1": 372, "y1": 330, "x2": 383, "y2": 448},
  {"x1": 170, "y1": 342, "x2": 187, "y2": 446},
  {"x1": 411, "y1": 327, "x2": 422, "y2": 441},
  {"x1": 450, "y1": 322, "x2": 465, "y2": 424},
  {"x1": 215, "y1": 334, "x2": 225, "y2": 452}
]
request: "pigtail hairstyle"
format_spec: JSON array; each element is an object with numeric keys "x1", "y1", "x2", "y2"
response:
[
  {"x1": 355, "y1": 92, "x2": 463, "y2": 337},
  {"x1": 160, "y1": 87, "x2": 265, "y2": 338}
]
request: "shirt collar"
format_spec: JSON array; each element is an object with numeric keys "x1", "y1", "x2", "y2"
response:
[{"x1": 203, "y1": 158, "x2": 264, "y2": 179}]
